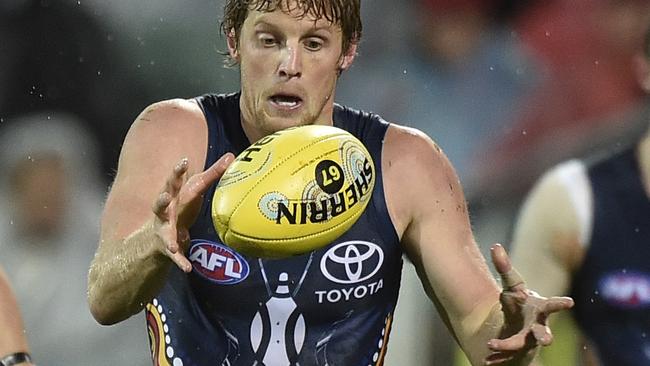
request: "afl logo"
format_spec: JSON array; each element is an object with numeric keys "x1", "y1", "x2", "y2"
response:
[
  {"x1": 320, "y1": 241, "x2": 384, "y2": 284},
  {"x1": 188, "y1": 240, "x2": 249, "y2": 284},
  {"x1": 599, "y1": 271, "x2": 650, "y2": 308}
]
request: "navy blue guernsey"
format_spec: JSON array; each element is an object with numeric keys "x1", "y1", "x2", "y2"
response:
[
  {"x1": 145, "y1": 93, "x2": 403, "y2": 366},
  {"x1": 570, "y1": 147, "x2": 650, "y2": 365}
]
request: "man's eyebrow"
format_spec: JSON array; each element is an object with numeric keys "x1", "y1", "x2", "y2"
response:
[
  {"x1": 309, "y1": 24, "x2": 334, "y2": 34},
  {"x1": 253, "y1": 19, "x2": 334, "y2": 34},
  {"x1": 253, "y1": 20, "x2": 277, "y2": 30}
]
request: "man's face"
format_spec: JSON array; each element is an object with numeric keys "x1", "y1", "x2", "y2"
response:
[{"x1": 229, "y1": 2, "x2": 356, "y2": 141}]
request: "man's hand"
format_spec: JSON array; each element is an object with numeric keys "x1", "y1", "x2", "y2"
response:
[
  {"x1": 152, "y1": 153, "x2": 234, "y2": 272},
  {"x1": 485, "y1": 243, "x2": 574, "y2": 365}
]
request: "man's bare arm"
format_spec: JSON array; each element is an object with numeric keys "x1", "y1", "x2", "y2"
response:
[
  {"x1": 0, "y1": 267, "x2": 32, "y2": 365},
  {"x1": 384, "y1": 125, "x2": 573, "y2": 365},
  {"x1": 87, "y1": 99, "x2": 232, "y2": 325}
]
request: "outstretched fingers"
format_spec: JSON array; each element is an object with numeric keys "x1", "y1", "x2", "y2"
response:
[
  {"x1": 543, "y1": 296, "x2": 575, "y2": 314},
  {"x1": 488, "y1": 331, "x2": 529, "y2": 352},
  {"x1": 488, "y1": 323, "x2": 552, "y2": 351},
  {"x1": 153, "y1": 155, "x2": 234, "y2": 272},
  {"x1": 531, "y1": 323, "x2": 553, "y2": 346},
  {"x1": 153, "y1": 154, "x2": 235, "y2": 272},
  {"x1": 485, "y1": 352, "x2": 515, "y2": 365},
  {"x1": 151, "y1": 158, "x2": 193, "y2": 268},
  {"x1": 487, "y1": 244, "x2": 575, "y2": 364},
  {"x1": 491, "y1": 243, "x2": 525, "y2": 292},
  {"x1": 165, "y1": 247, "x2": 192, "y2": 273},
  {"x1": 485, "y1": 331, "x2": 529, "y2": 365},
  {"x1": 167, "y1": 158, "x2": 190, "y2": 196},
  {"x1": 152, "y1": 191, "x2": 181, "y2": 254},
  {"x1": 153, "y1": 158, "x2": 189, "y2": 218},
  {"x1": 152, "y1": 191, "x2": 173, "y2": 221},
  {"x1": 161, "y1": 222, "x2": 192, "y2": 273},
  {"x1": 180, "y1": 153, "x2": 234, "y2": 204}
]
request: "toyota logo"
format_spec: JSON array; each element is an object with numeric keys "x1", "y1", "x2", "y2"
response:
[{"x1": 320, "y1": 241, "x2": 384, "y2": 284}]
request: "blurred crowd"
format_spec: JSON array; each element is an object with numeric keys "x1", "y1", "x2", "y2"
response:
[{"x1": 1, "y1": 0, "x2": 649, "y2": 365}]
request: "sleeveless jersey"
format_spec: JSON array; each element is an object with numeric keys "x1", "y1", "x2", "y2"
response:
[
  {"x1": 145, "y1": 93, "x2": 403, "y2": 366},
  {"x1": 570, "y1": 147, "x2": 650, "y2": 365}
]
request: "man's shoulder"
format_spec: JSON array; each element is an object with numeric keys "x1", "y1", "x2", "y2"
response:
[
  {"x1": 135, "y1": 98, "x2": 206, "y2": 129},
  {"x1": 144, "y1": 92, "x2": 238, "y2": 119},
  {"x1": 116, "y1": 97, "x2": 211, "y2": 183},
  {"x1": 144, "y1": 98, "x2": 203, "y2": 117},
  {"x1": 124, "y1": 98, "x2": 209, "y2": 151},
  {"x1": 381, "y1": 124, "x2": 453, "y2": 190},
  {"x1": 384, "y1": 123, "x2": 437, "y2": 156}
]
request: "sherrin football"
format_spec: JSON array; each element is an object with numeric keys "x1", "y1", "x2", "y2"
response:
[{"x1": 211, "y1": 125, "x2": 375, "y2": 258}]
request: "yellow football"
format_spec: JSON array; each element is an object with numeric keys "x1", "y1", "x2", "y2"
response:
[{"x1": 211, "y1": 125, "x2": 375, "y2": 258}]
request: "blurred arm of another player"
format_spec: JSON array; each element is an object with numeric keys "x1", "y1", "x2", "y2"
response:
[
  {"x1": 383, "y1": 125, "x2": 573, "y2": 366},
  {"x1": 510, "y1": 161, "x2": 593, "y2": 366},
  {"x1": 0, "y1": 267, "x2": 34, "y2": 366},
  {"x1": 87, "y1": 99, "x2": 233, "y2": 325}
]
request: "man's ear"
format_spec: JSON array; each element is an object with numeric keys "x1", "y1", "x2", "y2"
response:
[
  {"x1": 226, "y1": 29, "x2": 240, "y2": 62},
  {"x1": 338, "y1": 42, "x2": 358, "y2": 71}
]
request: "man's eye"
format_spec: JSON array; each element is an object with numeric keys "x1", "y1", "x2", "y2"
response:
[
  {"x1": 261, "y1": 37, "x2": 277, "y2": 46},
  {"x1": 305, "y1": 39, "x2": 323, "y2": 51}
]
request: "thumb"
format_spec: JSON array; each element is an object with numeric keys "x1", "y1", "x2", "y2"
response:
[{"x1": 185, "y1": 153, "x2": 235, "y2": 197}]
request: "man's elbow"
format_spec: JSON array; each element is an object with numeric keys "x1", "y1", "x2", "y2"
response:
[
  {"x1": 88, "y1": 291, "x2": 123, "y2": 326},
  {"x1": 87, "y1": 280, "x2": 131, "y2": 326}
]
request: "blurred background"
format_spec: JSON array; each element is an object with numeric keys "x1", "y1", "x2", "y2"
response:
[{"x1": 1, "y1": 0, "x2": 649, "y2": 364}]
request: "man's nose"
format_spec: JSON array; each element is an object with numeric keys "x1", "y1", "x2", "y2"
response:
[{"x1": 278, "y1": 46, "x2": 302, "y2": 79}]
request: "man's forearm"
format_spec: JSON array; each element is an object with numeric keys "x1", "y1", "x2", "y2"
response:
[
  {"x1": 87, "y1": 220, "x2": 172, "y2": 325},
  {"x1": 454, "y1": 300, "x2": 504, "y2": 365},
  {"x1": 0, "y1": 271, "x2": 31, "y2": 362}
]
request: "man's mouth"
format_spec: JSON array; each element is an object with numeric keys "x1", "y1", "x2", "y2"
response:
[{"x1": 269, "y1": 94, "x2": 303, "y2": 109}]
